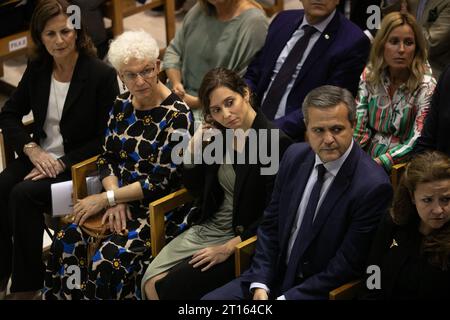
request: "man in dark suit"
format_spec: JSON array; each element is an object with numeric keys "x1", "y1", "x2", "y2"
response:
[
  {"x1": 245, "y1": 0, "x2": 370, "y2": 140},
  {"x1": 203, "y1": 85, "x2": 393, "y2": 300}
]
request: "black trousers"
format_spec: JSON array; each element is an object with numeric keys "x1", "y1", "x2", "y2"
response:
[
  {"x1": 0, "y1": 157, "x2": 70, "y2": 292},
  {"x1": 155, "y1": 255, "x2": 236, "y2": 300}
]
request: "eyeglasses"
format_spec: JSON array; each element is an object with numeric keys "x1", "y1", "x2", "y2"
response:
[{"x1": 122, "y1": 66, "x2": 156, "y2": 82}]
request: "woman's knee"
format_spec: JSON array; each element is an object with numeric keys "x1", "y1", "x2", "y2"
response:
[{"x1": 144, "y1": 272, "x2": 167, "y2": 300}]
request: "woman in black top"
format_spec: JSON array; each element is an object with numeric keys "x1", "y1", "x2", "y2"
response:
[
  {"x1": 0, "y1": 0, "x2": 118, "y2": 299},
  {"x1": 361, "y1": 151, "x2": 450, "y2": 299}
]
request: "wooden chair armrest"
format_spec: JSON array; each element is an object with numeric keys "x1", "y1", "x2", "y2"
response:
[
  {"x1": 149, "y1": 187, "x2": 193, "y2": 257},
  {"x1": 390, "y1": 162, "x2": 407, "y2": 189},
  {"x1": 235, "y1": 235, "x2": 257, "y2": 277},
  {"x1": 329, "y1": 279, "x2": 362, "y2": 300},
  {"x1": 71, "y1": 155, "x2": 99, "y2": 200}
]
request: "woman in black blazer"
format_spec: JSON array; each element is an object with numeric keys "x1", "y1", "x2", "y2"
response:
[
  {"x1": 360, "y1": 151, "x2": 450, "y2": 299},
  {"x1": 141, "y1": 68, "x2": 292, "y2": 300},
  {"x1": 0, "y1": 0, "x2": 118, "y2": 299}
]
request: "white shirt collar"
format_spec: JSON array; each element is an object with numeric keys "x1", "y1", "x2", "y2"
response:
[
  {"x1": 300, "y1": 9, "x2": 336, "y2": 34},
  {"x1": 314, "y1": 139, "x2": 354, "y2": 177}
]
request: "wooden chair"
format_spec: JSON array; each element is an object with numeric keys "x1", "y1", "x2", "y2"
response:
[
  {"x1": 69, "y1": 163, "x2": 193, "y2": 258},
  {"x1": 0, "y1": 30, "x2": 32, "y2": 94},
  {"x1": 149, "y1": 187, "x2": 193, "y2": 257},
  {"x1": 234, "y1": 233, "x2": 364, "y2": 300},
  {"x1": 71, "y1": 155, "x2": 100, "y2": 201},
  {"x1": 390, "y1": 162, "x2": 407, "y2": 191},
  {"x1": 103, "y1": 0, "x2": 176, "y2": 44},
  {"x1": 148, "y1": 187, "x2": 261, "y2": 276},
  {"x1": 235, "y1": 235, "x2": 257, "y2": 277},
  {"x1": 329, "y1": 279, "x2": 362, "y2": 300}
]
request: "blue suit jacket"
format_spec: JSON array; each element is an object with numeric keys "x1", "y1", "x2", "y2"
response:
[
  {"x1": 245, "y1": 10, "x2": 370, "y2": 140},
  {"x1": 241, "y1": 142, "x2": 392, "y2": 299}
]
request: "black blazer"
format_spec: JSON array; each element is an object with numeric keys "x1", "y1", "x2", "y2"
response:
[
  {"x1": 182, "y1": 112, "x2": 292, "y2": 241},
  {"x1": 414, "y1": 64, "x2": 450, "y2": 156},
  {"x1": 360, "y1": 213, "x2": 450, "y2": 299},
  {"x1": 0, "y1": 53, "x2": 119, "y2": 169}
]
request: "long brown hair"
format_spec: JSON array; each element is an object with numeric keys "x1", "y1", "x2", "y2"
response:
[
  {"x1": 366, "y1": 12, "x2": 428, "y2": 93},
  {"x1": 198, "y1": 67, "x2": 254, "y2": 129},
  {"x1": 391, "y1": 151, "x2": 450, "y2": 270},
  {"x1": 29, "y1": 0, "x2": 96, "y2": 62}
]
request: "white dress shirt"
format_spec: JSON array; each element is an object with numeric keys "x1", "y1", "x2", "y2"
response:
[
  {"x1": 261, "y1": 10, "x2": 336, "y2": 119},
  {"x1": 40, "y1": 76, "x2": 68, "y2": 159}
]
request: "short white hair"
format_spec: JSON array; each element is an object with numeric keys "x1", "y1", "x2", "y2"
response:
[{"x1": 107, "y1": 30, "x2": 159, "y2": 71}]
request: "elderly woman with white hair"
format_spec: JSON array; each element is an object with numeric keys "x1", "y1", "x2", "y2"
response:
[{"x1": 43, "y1": 30, "x2": 194, "y2": 300}]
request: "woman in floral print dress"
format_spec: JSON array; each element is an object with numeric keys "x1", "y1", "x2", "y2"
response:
[
  {"x1": 353, "y1": 12, "x2": 436, "y2": 172},
  {"x1": 43, "y1": 30, "x2": 193, "y2": 299}
]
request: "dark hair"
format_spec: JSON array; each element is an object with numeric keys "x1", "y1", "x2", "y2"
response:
[
  {"x1": 30, "y1": 0, "x2": 96, "y2": 62},
  {"x1": 392, "y1": 151, "x2": 450, "y2": 270},
  {"x1": 302, "y1": 85, "x2": 356, "y2": 125},
  {"x1": 198, "y1": 67, "x2": 253, "y2": 127}
]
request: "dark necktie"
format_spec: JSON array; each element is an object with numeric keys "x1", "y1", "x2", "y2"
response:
[
  {"x1": 261, "y1": 25, "x2": 317, "y2": 120},
  {"x1": 282, "y1": 164, "x2": 327, "y2": 292}
]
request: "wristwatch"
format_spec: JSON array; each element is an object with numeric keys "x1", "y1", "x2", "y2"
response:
[{"x1": 23, "y1": 142, "x2": 38, "y2": 153}]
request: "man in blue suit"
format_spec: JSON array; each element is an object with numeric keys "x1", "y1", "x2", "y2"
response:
[
  {"x1": 245, "y1": 0, "x2": 370, "y2": 140},
  {"x1": 203, "y1": 86, "x2": 393, "y2": 300}
]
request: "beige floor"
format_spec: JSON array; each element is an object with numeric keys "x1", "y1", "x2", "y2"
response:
[{"x1": 0, "y1": 1, "x2": 302, "y2": 253}]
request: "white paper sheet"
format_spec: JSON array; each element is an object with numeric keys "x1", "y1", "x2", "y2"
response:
[{"x1": 51, "y1": 176, "x2": 102, "y2": 217}]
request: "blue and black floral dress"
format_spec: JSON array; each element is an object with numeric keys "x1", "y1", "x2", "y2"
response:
[{"x1": 43, "y1": 92, "x2": 193, "y2": 299}]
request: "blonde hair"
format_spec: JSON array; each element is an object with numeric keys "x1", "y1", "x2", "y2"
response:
[
  {"x1": 107, "y1": 30, "x2": 159, "y2": 71},
  {"x1": 367, "y1": 12, "x2": 428, "y2": 93}
]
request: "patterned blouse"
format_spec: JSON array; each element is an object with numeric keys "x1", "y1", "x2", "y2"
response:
[
  {"x1": 97, "y1": 92, "x2": 194, "y2": 206},
  {"x1": 353, "y1": 67, "x2": 436, "y2": 171}
]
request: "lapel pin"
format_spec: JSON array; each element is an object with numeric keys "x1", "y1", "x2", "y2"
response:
[
  {"x1": 324, "y1": 34, "x2": 330, "y2": 40},
  {"x1": 390, "y1": 239, "x2": 398, "y2": 248}
]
